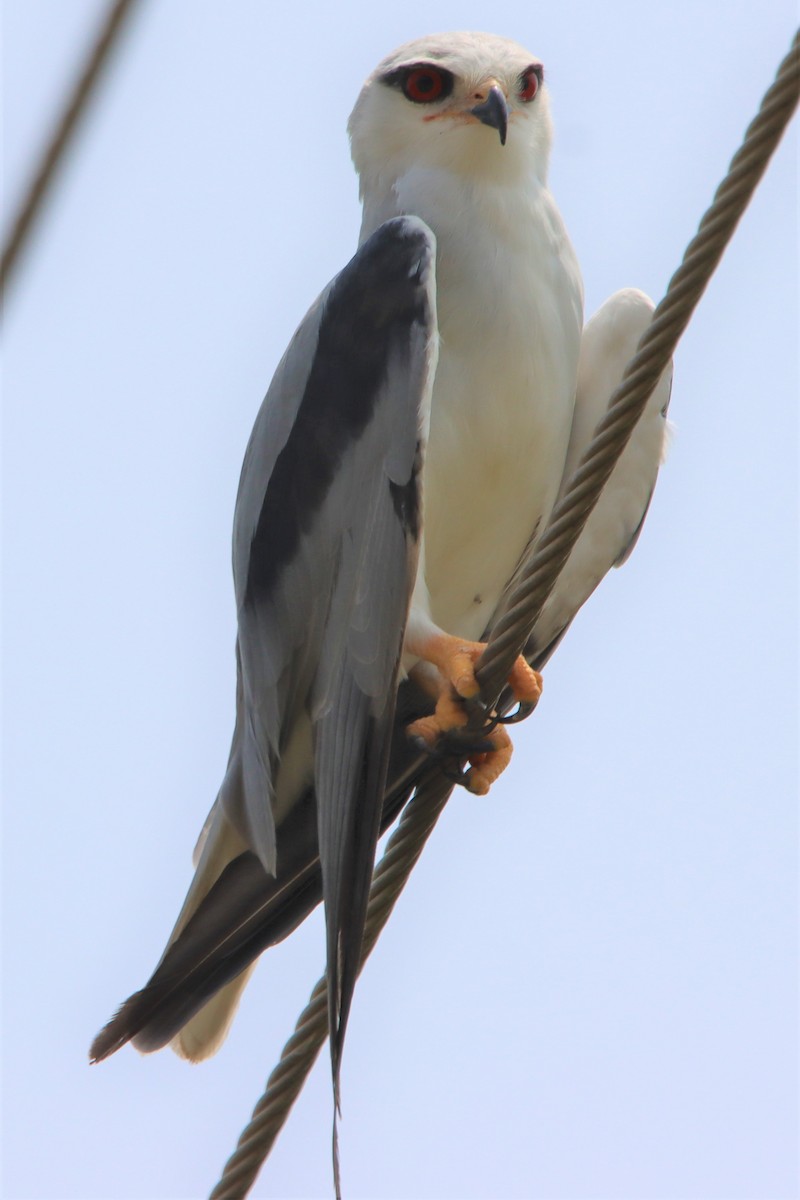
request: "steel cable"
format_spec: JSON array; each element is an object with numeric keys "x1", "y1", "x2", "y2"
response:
[{"x1": 209, "y1": 29, "x2": 799, "y2": 1199}]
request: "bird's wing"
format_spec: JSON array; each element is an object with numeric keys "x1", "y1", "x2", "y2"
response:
[
  {"x1": 496, "y1": 288, "x2": 672, "y2": 668},
  {"x1": 90, "y1": 285, "x2": 668, "y2": 1071},
  {"x1": 307, "y1": 229, "x2": 437, "y2": 1101},
  {"x1": 89, "y1": 216, "x2": 438, "y2": 1066}
]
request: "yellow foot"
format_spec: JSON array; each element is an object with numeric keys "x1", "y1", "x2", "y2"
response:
[
  {"x1": 406, "y1": 632, "x2": 542, "y2": 794},
  {"x1": 462, "y1": 724, "x2": 512, "y2": 796},
  {"x1": 415, "y1": 632, "x2": 542, "y2": 706}
]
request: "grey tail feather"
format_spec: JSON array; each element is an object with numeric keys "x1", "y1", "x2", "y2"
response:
[
  {"x1": 333, "y1": 1107, "x2": 343, "y2": 1200},
  {"x1": 330, "y1": 948, "x2": 345, "y2": 1200},
  {"x1": 90, "y1": 848, "x2": 322, "y2": 1063},
  {"x1": 91, "y1": 681, "x2": 430, "y2": 1068},
  {"x1": 90, "y1": 988, "x2": 156, "y2": 1063},
  {"x1": 321, "y1": 693, "x2": 399, "y2": 1199}
]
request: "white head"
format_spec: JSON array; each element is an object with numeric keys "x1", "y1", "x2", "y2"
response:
[{"x1": 348, "y1": 32, "x2": 552, "y2": 193}]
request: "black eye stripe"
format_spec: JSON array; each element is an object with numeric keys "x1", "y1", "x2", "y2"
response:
[{"x1": 380, "y1": 63, "x2": 455, "y2": 101}]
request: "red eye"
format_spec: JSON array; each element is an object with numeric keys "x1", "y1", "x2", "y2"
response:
[
  {"x1": 519, "y1": 65, "x2": 541, "y2": 102},
  {"x1": 403, "y1": 67, "x2": 447, "y2": 104}
]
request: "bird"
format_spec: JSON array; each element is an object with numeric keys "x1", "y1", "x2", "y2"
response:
[{"x1": 90, "y1": 29, "x2": 671, "y2": 1186}]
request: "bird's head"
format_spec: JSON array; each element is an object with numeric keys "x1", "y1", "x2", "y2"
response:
[{"x1": 348, "y1": 32, "x2": 552, "y2": 190}]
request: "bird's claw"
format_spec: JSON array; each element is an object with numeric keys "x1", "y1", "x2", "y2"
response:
[
  {"x1": 440, "y1": 757, "x2": 473, "y2": 786},
  {"x1": 497, "y1": 698, "x2": 537, "y2": 725},
  {"x1": 410, "y1": 723, "x2": 495, "y2": 760},
  {"x1": 406, "y1": 636, "x2": 542, "y2": 794},
  {"x1": 409, "y1": 713, "x2": 513, "y2": 795}
]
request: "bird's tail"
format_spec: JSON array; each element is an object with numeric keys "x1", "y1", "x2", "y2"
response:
[{"x1": 89, "y1": 843, "x2": 323, "y2": 1063}]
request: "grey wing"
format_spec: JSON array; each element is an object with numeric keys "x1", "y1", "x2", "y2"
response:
[
  {"x1": 495, "y1": 288, "x2": 672, "y2": 668},
  {"x1": 235, "y1": 215, "x2": 438, "y2": 1119},
  {"x1": 208, "y1": 217, "x2": 436, "y2": 871},
  {"x1": 311, "y1": 399, "x2": 427, "y2": 1111},
  {"x1": 89, "y1": 217, "x2": 438, "y2": 1067}
]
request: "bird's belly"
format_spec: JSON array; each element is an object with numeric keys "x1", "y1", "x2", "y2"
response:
[
  {"x1": 385, "y1": 168, "x2": 584, "y2": 642},
  {"x1": 422, "y1": 337, "x2": 576, "y2": 641}
]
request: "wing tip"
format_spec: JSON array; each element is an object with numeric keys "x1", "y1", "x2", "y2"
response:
[
  {"x1": 88, "y1": 994, "x2": 143, "y2": 1064},
  {"x1": 89, "y1": 983, "x2": 176, "y2": 1064}
]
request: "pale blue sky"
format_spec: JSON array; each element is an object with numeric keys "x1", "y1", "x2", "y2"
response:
[{"x1": 2, "y1": 3, "x2": 798, "y2": 1199}]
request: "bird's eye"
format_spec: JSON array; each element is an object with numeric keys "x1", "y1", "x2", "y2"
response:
[
  {"x1": 519, "y1": 65, "x2": 542, "y2": 102},
  {"x1": 403, "y1": 66, "x2": 449, "y2": 104}
]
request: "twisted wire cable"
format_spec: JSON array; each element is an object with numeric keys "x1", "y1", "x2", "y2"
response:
[
  {"x1": 1, "y1": 0, "x2": 141, "y2": 298},
  {"x1": 475, "y1": 28, "x2": 800, "y2": 703},
  {"x1": 208, "y1": 768, "x2": 453, "y2": 1200},
  {"x1": 209, "y1": 29, "x2": 799, "y2": 1200}
]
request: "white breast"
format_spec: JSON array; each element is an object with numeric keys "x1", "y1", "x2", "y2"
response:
[{"x1": 362, "y1": 166, "x2": 583, "y2": 640}]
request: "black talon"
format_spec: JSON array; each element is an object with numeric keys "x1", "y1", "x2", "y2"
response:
[
  {"x1": 477, "y1": 710, "x2": 502, "y2": 735},
  {"x1": 407, "y1": 723, "x2": 495, "y2": 764},
  {"x1": 438, "y1": 727, "x2": 495, "y2": 756},
  {"x1": 460, "y1": 693, "x2": 489, "y2": 722},
  {"x1": 407, "y1": 737, "x2": 477, "y2": 789},
  {"x1": 498, "y1": 699, "x2": 536, "y2": 725},
  {"x1": 441, "y1": 758, "x2": 471, "y2": 785}
]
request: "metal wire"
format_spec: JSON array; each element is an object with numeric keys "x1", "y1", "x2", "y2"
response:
[
  {"x1": 475, "y1": 27, "x2": 800, "y2": 705},
  {"x1": 209, "y1": 27, "x2": 799, "y2": 1200},
  {"x1": 208, "y1": 769, "x2": 453, "y2": 1200},
  {"x1": 1, "y1": 0, "x2": 141, "y2": 298}
]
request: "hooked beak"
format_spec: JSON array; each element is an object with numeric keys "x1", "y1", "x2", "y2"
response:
[{"x1": 470, "y1": 84, "x2": 509, "y2": 145}]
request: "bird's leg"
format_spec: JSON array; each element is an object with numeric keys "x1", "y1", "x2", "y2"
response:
[{"x1": 405, "y1": 624, "x2": 542, "y2": 795}]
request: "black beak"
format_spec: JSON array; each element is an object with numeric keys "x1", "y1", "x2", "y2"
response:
[{"x1": 470, "y1": 85, "x2": 509, "y2": 146}]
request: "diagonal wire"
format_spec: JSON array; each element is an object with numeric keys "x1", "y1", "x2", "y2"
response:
[
  {"x1": 209, "y1": 27, "x2": 799, "y2": 1200},
  {"x1": 208, "y1": 768, "x2": 454, "y2": 1200},
  {"x1": 474, "y1": 26, "x2": 800, "y2": 707},
  {"x1": 1, "y1": 0, "x2": 141, "y2": 299}
]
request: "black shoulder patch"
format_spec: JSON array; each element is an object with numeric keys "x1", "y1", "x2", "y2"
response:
[
  {"x1": 388, "y1": 437, "x2": 423, "y2": 542},
  {"x1": 245, "y1": 220, "x2": 433, "y2": 607}
]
